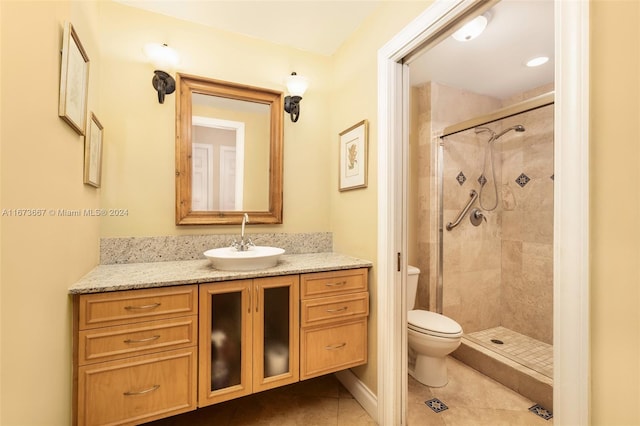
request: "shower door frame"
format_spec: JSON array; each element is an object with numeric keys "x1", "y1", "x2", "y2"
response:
[{"x1": 376, "y1": 1, "x2": 590, "y2": 425}]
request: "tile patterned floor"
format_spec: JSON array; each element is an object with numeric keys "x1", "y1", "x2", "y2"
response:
[
  {"x1": 145, "y1": 357, "x2": 552, "y2": 425},
  {"x1": 408, "y1": 357, "x2": 553, "y2": 425},
  {"x1": 465, "y1": 326, "x2": 553, "y2": 378},
  {"x1": 143, "y1": 374, "x2": 376, "y2": 426}
]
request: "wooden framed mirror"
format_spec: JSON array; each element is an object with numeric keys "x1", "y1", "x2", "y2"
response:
[{"x1": 176, "y1": 73, "x2": 283, "y2": 225}]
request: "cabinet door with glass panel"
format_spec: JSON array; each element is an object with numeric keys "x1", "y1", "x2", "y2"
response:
[{"x1": 198, "y1": 276, "x2": 299, "y2": 406}]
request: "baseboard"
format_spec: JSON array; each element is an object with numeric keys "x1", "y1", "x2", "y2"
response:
[{"x1": 334, "y1": 369, "x2": 378, "y2": 423}]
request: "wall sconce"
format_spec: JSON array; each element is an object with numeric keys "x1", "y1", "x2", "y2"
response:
[
  {"x1": 144, "y1": 43, "x2": 179, "y2": 104},
  {"x1": 284, "y1": 72, "x2": 308, "y2": 122}
]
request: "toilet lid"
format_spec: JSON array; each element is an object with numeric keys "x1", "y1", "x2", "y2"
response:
[{"x1": 408, "y1": 310, "x2": 462, "y2": 337}]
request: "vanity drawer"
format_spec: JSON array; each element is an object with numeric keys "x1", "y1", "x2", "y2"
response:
[
  {"x1": 77, "y1": 348, "x2": 197, "y2": 426},
  {"x1": 78, "y1": 316, "x2": 198, "y2": 365},
  {"x1": 300, "y1": 318, "x2": 367, "y2": 380},
  {"x1": 301, "y1": 292, "x2": 368, "y2": 327},
  {"x1": 300, "y1": 268, "x2": 368, "y2": 299},
  {"x1": 78, "y1": 285, "x2": 198, "y2": 329}
]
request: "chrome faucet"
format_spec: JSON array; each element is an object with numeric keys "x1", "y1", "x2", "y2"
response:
[{"x1": 231, "y1": 213, "x2": 254, "y2": 251}]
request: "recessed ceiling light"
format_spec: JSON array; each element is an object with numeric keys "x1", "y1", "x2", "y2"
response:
[
  {"x1": 526, "y1": 56, "x2": 550, "y2": 67},
  {"x1": 452, "y1": 13, "x2": 490, "y2": 42}
]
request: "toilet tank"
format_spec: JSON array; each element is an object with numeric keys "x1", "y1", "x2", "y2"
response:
[{"x1": 407, "y1": 265, "x2": 420, "y2": 310}]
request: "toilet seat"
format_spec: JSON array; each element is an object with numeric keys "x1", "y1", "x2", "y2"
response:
[{"x1": 408, "y1": 310, "x2": 462, "y2": 339}]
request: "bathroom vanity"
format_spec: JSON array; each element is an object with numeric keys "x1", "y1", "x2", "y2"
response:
[{"x1": 69, "y1": 253, "x2": 371, "y2": 426}]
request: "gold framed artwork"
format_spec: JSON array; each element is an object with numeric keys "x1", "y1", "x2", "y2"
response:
[
  {"x1": 339, "y1": 119, "x2": 368, "y2": 191},
  {"x1": 84, "y1": 113, "x2": 103, "y2": 187},
  {"x1": 58, "y1": 21, "x2": 90, "y2": 135}
]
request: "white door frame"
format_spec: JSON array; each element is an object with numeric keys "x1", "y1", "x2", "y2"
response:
[{"x1": 377, "y1": 1, "x2": 590, "y2": 425}]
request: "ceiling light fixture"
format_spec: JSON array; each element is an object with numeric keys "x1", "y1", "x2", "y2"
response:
[
  {"x1": 144, "y1": 43, "x2": 180, "y2": 104},
  {"x1": 452, "y1": 13, "x2": 490, "y2": 42},
  {"x1": 284, "y1": 72, "x2": 308, "y2": 122},
  {"x1": 526, "y1": 56, "x2": 550, "y2": 67}
]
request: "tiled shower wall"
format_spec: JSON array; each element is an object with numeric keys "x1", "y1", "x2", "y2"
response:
[
  {"x1": 410, "y1": 82, "x2": 502, "y2": 310},
  {"x1": 498, "y1": 103, "x2": 554, "y2": 344},
  {"x1": 411, "y1": 82, "x2": 554, "y2": 345}
]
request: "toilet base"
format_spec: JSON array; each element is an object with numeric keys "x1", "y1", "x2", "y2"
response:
[{"x1": 410, "y1": 354, "x2": 448, "y2": 387}]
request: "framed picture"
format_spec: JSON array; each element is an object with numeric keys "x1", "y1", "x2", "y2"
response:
[
  {"x1": 59, "y1": 21, "x2": 90, "y2": 135},
  {"x1": 84, "y1": 113, "x2": 103, "y2": 187},
  {"x1": 339, "y1": 120, "x2": 368, "y2": 191}
]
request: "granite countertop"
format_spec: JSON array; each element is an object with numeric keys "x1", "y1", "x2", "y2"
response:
[{"x1": 69, "y1": 252, "x2": 373, "y2": 294}]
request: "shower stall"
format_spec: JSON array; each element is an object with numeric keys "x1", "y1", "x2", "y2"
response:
[{"x1": 409, "y1": 83, "x2": 554, "y2": 406}]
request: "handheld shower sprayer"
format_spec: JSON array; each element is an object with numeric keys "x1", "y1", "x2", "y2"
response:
[{"x1": 475, "y1": 124, "x2": 526, "y2": 211}]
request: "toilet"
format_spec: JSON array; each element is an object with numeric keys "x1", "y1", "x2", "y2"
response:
[{"x1": 407, "y1": 265, "x2": 463, "y2": 387}]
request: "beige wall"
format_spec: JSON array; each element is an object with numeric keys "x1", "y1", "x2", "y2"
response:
[
  {"x1": 98, "y1": 1, "x2": 333, "y2": 237},
  {"x1": 0, "y1": 1, "x2": 101, "y2": 425},
  {"x1": 330, "y1": 0, "x2": 433, "y2": 394},
  {"x1": 1, "y1": 1, "x2": 639, "y2": 424},
  {"x1": 590, "y1": 1, "x2": 640, "y2": 424}
]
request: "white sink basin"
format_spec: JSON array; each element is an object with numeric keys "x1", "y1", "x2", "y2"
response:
[{"x1": 204, "y1": 246, "x2": 285, "y2": 271}]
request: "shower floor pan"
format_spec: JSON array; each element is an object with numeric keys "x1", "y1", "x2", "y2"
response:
[{"x1": 452, "y1": 326, "x2": 553, "y2": 410}]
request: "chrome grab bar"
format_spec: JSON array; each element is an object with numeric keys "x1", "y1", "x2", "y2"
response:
[{"x1": 446, "y1": 190, "x2": 478, "y2": 231}]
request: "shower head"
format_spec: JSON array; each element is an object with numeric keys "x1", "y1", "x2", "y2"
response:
[{"x1": 494, "y1": 125, "x2": 525, "y2": 140}]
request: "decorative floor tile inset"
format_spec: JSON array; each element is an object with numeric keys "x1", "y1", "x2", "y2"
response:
[
  {"x1": 425, "y1": 398, "x2": 449, "y2": 413},
  {"x1": 456, "y1": 171, "x2": 466, "y2": 186},
  {"x1": 478, "y1": 174, "x2": 487, "y2": 186},
  {"x1": 529, "y1": 404, "x2": 553, "y2": 420},
  {"x1": 516, "y1": 172, "x2": 531, "y2": 187}
]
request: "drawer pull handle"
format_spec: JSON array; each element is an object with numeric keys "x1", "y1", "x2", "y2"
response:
[
  {"x1": 124, "y1": 335, "x2": 160, "y2": 344},
  {"x1": 326, "y1": 307, "x2": 348, "y2": 313},
  {"x1": 123, "y1": 384, "x2": 160, "y2": 396},
  {"x1": 124, "y1": 302, "x2": 161, "y2": 311},
  {"x1": 325, "y1": 281, "x2": 346, "y2": 287},
  {"x1": 325, "y1": 343, "x2": 347, "y2": 350}
]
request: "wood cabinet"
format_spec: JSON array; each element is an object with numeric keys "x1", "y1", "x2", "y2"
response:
[
  {"x1": 72, "y1": 267, "x2": 368, "y2": 425},
  {"x1": 300, "y1": 268, "x2": 369, "y2": 380},
  {"x1": 74, "y1": 286, "x2": 198, "y2": 426},
  {"x1": 198, "y1": 275, "x2": 299, "y2": 407}
]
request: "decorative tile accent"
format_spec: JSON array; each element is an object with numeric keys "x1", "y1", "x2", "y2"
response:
[
  {"x1": 529, "y1": 404, "x2": 553, "y2": 420},
  {"x1": 550, "y1": 174, "x2": 554, "y2": 180},
  {"x1": 456, "y1": 171, "x2": 466, "y2": 186},
  {"x1": 515, "y1": 173, "x2": 531, "y2": 187},
  {"x1": 425, "y1": 398, "x2": 448, "y2": 413},
  {"x1": 477, "y1": 174, "x2": 487, "y2": 186}
]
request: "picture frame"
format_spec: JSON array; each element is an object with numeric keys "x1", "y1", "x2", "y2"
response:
[
  {"x1": 339, "y1": 119, "x2": 368, "y2": 191},
  {"x1": 59, "y1": 21, "x2": 90, "y2": 135},
  {"x1": 84, "y1": 113, "x2": 103, "y2": 187}
]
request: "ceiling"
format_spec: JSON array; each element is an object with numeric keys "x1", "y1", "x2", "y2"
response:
[
  {"x1": 115, "y1": 0, "x2": 383, "y2": 56},
  {"x1": 115, "y1": 0, "x2": 554, "y2": 99},
  {"x1": 408, "y1": 0, "x2": 554, "y2": 99}
]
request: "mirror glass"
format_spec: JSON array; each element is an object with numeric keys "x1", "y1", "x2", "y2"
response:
[{"x1": 176, "y1": 74, "x2": 283, "y2": 225}]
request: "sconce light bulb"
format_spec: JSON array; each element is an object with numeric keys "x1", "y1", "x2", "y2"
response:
[
  {"x1": 144, "y1": 43, "x2": 179, "y2": 71},
  {"x1": 286, "y1": 72, "x2": 309, "y2": 97}
]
